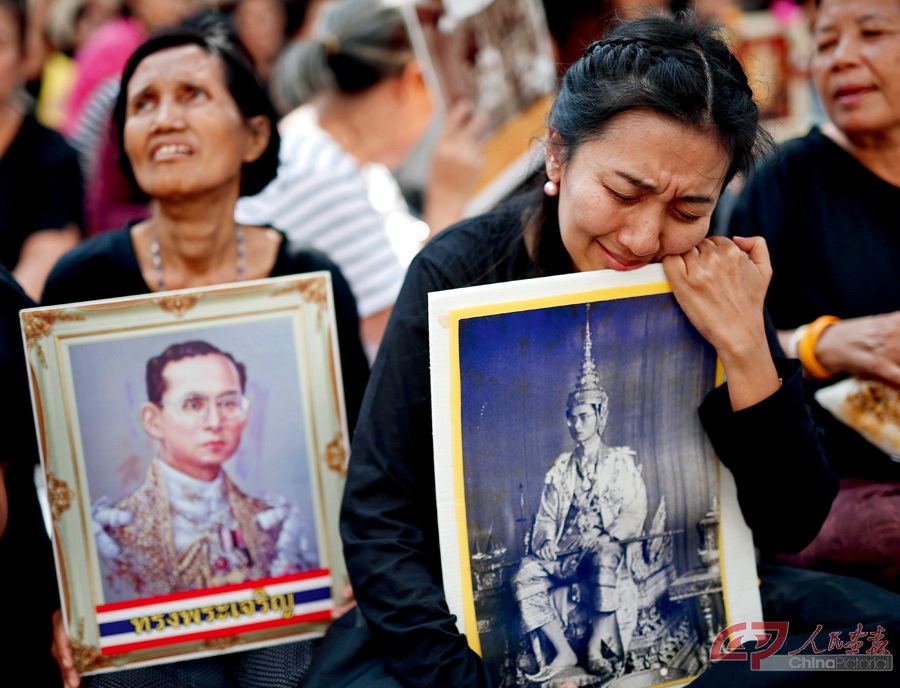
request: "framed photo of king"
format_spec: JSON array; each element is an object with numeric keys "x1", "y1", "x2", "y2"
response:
[
  {"x1": 22, "y1": 273, "x2": 349, "y2": 675},
  {"x1": 429, "y1": 265, "x2": 762, "y2": 688}
]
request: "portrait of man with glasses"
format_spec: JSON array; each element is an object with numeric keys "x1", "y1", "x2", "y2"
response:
[{"x1": 91, "y1": 340, "x2": 312, "y2": 603}]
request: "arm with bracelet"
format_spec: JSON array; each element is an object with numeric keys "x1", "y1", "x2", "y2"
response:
[{"x1": 778, "y1": 314, "x2": 900, "y2": 387}]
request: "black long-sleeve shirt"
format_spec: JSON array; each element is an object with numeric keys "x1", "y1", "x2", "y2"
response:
[{"x1": 341, "y1": 199, "x2": 837, "y2": 688}]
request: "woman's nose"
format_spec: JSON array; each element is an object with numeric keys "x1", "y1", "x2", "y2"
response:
[
  {"x1": 152, "y1": 98, "x2": 186, "y2": 131},
  {"x1": 618, "y1": 211, "x2": 663, "y2": 257},
  {"x1": 831, "y1": 34, "x2": 862, "y2": 70}
]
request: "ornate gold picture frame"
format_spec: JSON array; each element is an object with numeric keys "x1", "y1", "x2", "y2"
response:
[{"x1": 23, "y1": 274, "x2": 348, "y2": 675}]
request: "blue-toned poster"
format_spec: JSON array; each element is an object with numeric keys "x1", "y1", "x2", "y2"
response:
[{"x1": 429, "y1": 266, "x2": 761, "y2": 688}]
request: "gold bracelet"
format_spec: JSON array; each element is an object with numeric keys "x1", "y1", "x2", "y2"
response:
[{"x1": 797, "y1": 315, "x2": 840, "y2": 379}]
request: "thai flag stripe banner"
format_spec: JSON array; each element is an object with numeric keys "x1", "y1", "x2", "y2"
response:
[{"x1": 95, "y1": 570, "x2": 333, "y2": 655}]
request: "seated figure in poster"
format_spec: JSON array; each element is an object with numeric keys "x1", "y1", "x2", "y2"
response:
[
  {"x1": 513, "y1": 320, "x2": 647, "y2": 682},
  {"x1": 93, "y1": 340, "x2": 315, "y2": 603}
]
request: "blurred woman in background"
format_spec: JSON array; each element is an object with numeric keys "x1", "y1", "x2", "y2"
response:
[
  {"x1": 728, "y1": 0, "x2": 900, "y2": 593},
  {"x1": 0, "y1": 0, "x2": 82, "y2": 300},
  {"x1": 237, "y1": 0, "x2": 486, "y2": 355}
]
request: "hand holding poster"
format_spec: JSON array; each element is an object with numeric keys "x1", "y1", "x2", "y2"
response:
[
  {"x1": 429, "y1": 265, "x2": 762, "y2": 687},
  {"x1": 23, "y1": 274, "x2": 348, "y2": 675}
]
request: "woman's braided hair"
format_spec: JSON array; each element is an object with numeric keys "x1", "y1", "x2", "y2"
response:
[{"x1": 531, "y1": 13, "x2": 772, "y2": 275}]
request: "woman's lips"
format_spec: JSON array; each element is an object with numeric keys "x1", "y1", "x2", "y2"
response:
[
  {"x1": 599, "y1": 243, "x2": 649, "y2": 271},
  {"x1": 150, "y1": 142, "x2": 194, "y2": 161},
  {"x1": 833, "y1": 85, "x2": 875, "y2": 106}
]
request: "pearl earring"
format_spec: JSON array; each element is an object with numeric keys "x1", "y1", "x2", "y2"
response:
[{"x1": 544, "y1": 180, "x2": 559, "y2": 196}]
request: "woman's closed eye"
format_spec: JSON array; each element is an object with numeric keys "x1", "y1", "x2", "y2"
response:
[
  {"x1": 606, "y1": 186, "x2": 640, "y2": 204},
  {"x1": 673, "y1": 208, "x2": 702, "y2": 223}
]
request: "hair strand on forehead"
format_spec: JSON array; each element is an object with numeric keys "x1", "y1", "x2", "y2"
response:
[{"x1": 689, "y1": 44, "x2": 715, "y2": 125}]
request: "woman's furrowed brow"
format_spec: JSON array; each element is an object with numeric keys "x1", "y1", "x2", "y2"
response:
[{"x1": 613, "y1": 170, "x2": 716, "y2": 204}]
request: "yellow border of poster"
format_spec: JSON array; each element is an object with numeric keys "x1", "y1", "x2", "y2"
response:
[{"x1": 445, "y1": 280, "x2": 729, "y2": 657}]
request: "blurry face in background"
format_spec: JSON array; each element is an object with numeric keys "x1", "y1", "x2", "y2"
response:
[
  {"x1": 233, "y1": 0, "x2": 287, "y2": 74},
  {"x1": 128, "y1": 0, "x2": 197, "y2": 30},
  {"x1": 73, "y1": 1, "x2": 120, "y2": 52},
  {"x1": 0, "y1": 3, "x2": 22, "y2": 107},
  {"x1": 812, "y1": 0, "x2": 900, "y2": 138}
]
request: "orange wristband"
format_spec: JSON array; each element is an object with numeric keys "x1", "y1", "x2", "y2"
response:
[{"x1": 797, "y1": 315, "x2": 840, "y2": 379}]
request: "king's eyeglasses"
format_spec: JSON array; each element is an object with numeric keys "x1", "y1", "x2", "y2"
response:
[{"x1": 160, "y1": 392, "x2": 250, "y2": 424}]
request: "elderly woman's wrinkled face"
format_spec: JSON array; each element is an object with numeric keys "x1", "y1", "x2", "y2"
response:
[
  {"x1": 812, "y1": 0, "x2": 900, "y2": 138},
  {"x1": 128, "y1": 0, "x2": 197, "y2": 30},
  {"x1": 123, "y1": 45, "x2": 269, "y2": 202},
  {"x1": 548, "y1": 110, "x2": 729, "y2": 273}
]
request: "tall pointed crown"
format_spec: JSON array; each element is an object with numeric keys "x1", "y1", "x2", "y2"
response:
[{"x1": 567, "y1": 303, "x2": 608, "y2": 412}]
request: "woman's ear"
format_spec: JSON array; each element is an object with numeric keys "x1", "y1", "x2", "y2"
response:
[
  {"x1": 545, "y1": 129, "x2": 563, "y2": 183},
  {"x1": 242, "y1": 115, "x2": 272, "y2": 164},
  {"x1": 140, "y1": 402, "x2": 164, "y2": 441}
]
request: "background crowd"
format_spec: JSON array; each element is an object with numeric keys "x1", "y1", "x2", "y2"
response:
[{"x1": 1, "y1": 0, "x2": 898, "y2": 686}]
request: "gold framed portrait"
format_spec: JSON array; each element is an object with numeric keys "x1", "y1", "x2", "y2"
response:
[{"x1": 23, "y1": 274, "x2": 348, "y2": 675}]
